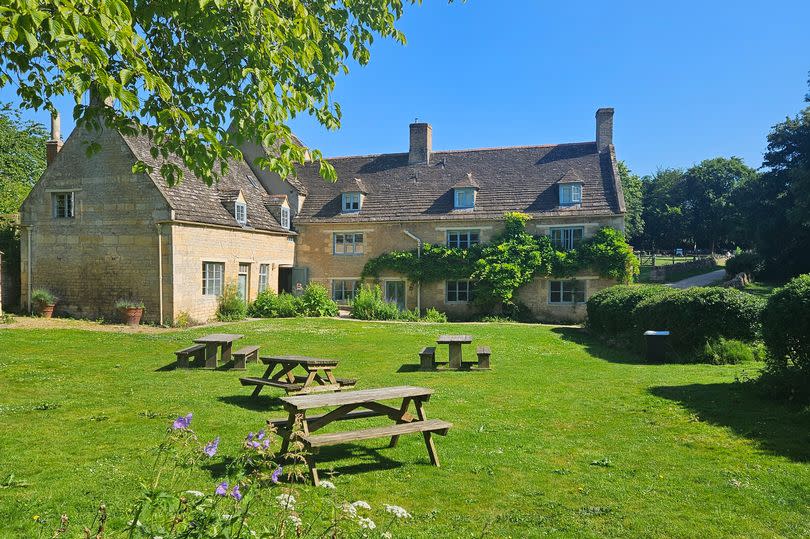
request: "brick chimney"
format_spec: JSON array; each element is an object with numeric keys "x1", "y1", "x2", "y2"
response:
[
  {"x1": 596, "y1": 108, "x2": 614, "y2": 152},
  {"x1": 409, "y1": 122, "x2": 432, "y2": 165},
  {"x1": 45, "y1": 112, "x2": 62, "y2": 167}
]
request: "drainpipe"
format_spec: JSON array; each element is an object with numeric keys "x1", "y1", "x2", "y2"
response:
[
  {"x1": 26, "y1": 226, "x2": 32, "y2": 314},
  {"x1": 156, "y1": 223, "x2": 164, "y2": 326},
  {"x1": 403, "y1": 230, "x2": 422, "y2": 313}
]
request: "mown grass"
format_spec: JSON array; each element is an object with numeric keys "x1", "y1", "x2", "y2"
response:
[{"x1": 0, "y1": 318, "x2": 808, "y2": 538}]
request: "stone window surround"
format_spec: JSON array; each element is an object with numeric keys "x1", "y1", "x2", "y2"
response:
[
  {"x1": 202, "y1": 261, "x2": 225, "y2": 296},
  {"x1": 445, "y1": 279, "x2": 474, "y2": 304},
  {"x1": 445, "y1": 228, "x2": 481, "y2": 249},
  {"x1": 50, "y1": 190, "x2": 77, "y2": 219},
  {"x1": 548, "y1": 278, "x2": 589, "y2": 305},
  {"x1": 333, "y1": 232, "x2": 365, "y2": 256}
]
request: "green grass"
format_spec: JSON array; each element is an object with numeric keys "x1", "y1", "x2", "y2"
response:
[
  {"x1": 743, "y1": 281, "x2": 781, "y2": 298},
  {"x1": 637, "y1": 256, "x2": 720, "y2": 283},
  {"x1": 1, "y1": 319, "x2": 809, "y2": 537}
]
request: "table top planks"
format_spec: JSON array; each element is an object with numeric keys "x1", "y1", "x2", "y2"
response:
[
  {"x1": 193, "y1": 333, "x2": 244, "y2": 343},
  {"x1": 436, "y1": 334, "x2": 473, "y2": 344},
  {"x1": 281, "y1": 385, "x2": 434, "y2": 410},
  {"x1": 260, "y1": 355, "x2": 340, "y2": 366}
]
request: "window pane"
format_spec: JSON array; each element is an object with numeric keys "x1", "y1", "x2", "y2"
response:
[
  {"x1": 446, "y1": 281, "x2": 457, "y2": 302},
  {"x1": 572, "y1": 185, "x2": 582, "y2": 202},
  {"x1": 470, "y1": 232, "x2": 480, "y2": 245}
]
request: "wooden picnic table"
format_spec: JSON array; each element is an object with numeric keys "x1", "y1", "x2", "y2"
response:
[
  {"x1": 193, "y1": 333, "x2": 244, "y2": 368},
  {"x1": 269, "y1": 385, "x2": 452, "y2": 485},
  {"x1": 240, "y1": 355, "x2": 356, "y2": 397},
  {"x1": 436, "y1": 334, "x2": 473, "y2": 369}
]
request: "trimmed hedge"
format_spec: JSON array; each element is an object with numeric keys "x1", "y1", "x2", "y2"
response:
[
  {"x1": 761, "y1": 274, "x2": 810, "y2": 399},
  {"x1": 587, "y1": 285, "x2": 765, "y2": 361}
]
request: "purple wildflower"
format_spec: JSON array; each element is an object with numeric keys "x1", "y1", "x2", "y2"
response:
[
  {"x1": 215, "y1": 482, "x2": 228, "y2": 496},
  {"x1": 250, "y1": 440, "x2": 260, "y2": 449},
  {"x1": 257, "y1": 429, "x2": 265, "y2": 440},
  {"x1": 262, "y1": 438, "x2": 270, "y2": 449},
  {"x1": 271, "y1": 466, "x2": 283, "y2": 484},
  {"x1": 172, "y1": 413, "x2": 193, "y2": 430},
  {"x1": 203, "y1": 436, "x2": 220, "y2": 457},
  {"x1": 246, "y1": 432, "x2": 254, "y2": 441},
  {"x1": 231, "y1": 485, "x2": 242, "y2": 501}
]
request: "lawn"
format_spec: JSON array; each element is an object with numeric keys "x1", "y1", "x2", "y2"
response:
[
  {"x1": 637, "y1": 256, "x2": 721, "y2": 283},
  {"x1": 1, "y1": 318, "x2": 808, "y2": 538}
]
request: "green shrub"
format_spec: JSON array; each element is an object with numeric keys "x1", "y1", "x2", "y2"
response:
[
  {"x1": 273, "y1": 292, "x2": 303, "y2": 318},
  {"x1": 247, "y1": 289, "x2": 278, "y2": 318},
  {"x1": 586, "y1": 285, "x2": 673, "y2": 336},
  {"x1": 351, "y1": 285, "x2": 401, "y2": 320},
  {"x1": 761, "y1": 274, "x2": 810, "y2": 400},
  {"x1": 725, "y1": 251, "x2": 763, "y2": 277},
  {"x1": 702, "y1": 338, "x2": 755, "y2": 365},
  {"x1": 299, "y1": 283, "x2": 339, "y2": 317},
  {"x1": 31, "y1": 288, "x2": 56, "y2": 305},
  {"x1": 115, "y1": 298, "x2": 145, "y2": 309},
  {"x1": 173, "y1": 311, "x2": 193, "y2": 328},
  {"x1": 422, "y1": 307, "x2": 448, "y2": 323},
  {"x1": 215, "y1": 283, "x2": 247, "y2": 321}
]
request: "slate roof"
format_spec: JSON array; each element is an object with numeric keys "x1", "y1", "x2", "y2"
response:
[
  {"x1": 293, "y1": 141, "x2": 625, "y2": 223},
  {"x1": 121, "y1": 134, "x2": 291, "y2": 234}
]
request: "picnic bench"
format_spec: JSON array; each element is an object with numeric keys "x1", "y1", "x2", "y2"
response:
[
  {"x1": 269, "y1": 386, "x2": 452, "y2": 485},
  {"x1": 241, "y1": 355, "x2": 356, "y2": 396},
  {"x1": 175, "y1": 343, "x2": 206, "y2": 368},
  {"x1": 436, "y1": 334, "x2": 473, "y2": 369},
  {"x1": 232, "y1": 345, "x2": 260, "y2": 370},
  {"x1": 193, "y1": 333, "x2": 244, "y2": 368}
]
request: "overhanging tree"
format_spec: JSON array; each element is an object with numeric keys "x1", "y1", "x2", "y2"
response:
[{"x1": 0, "y1": 0, "x2": 426, "y2": 186}]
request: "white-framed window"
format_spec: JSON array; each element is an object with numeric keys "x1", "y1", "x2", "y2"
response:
[
  {"x1": 333, "y1": 232, "x2": 364, "y2": 255},
  {"x1": 342, "y1": 192, "x2": 362, "y2": 212},
  {"x1": 331, "y1": 279, "x2": 359, "y2": 303},
  {"x1": 235, "y1": 202, "x2": 247, "y2": 225},
  {"x1": 52, "y1": 192, "x2": 75, "y2": 218},
  {"x1": 202, "y1": 262, "x2": 224, "y2": 296},
  {"x1": 258, "y1": 264, "x2": 270, "y2": 293},
  {"x1": 446, "y1": 280, "x2": 474, "y2": 303},
  {"x1": 559, "y1": 184, "x2": 582, "y2": 205},
  {"x1": 454, "y1": 188, "x2": 476, "y2": 209},
  {"x1": 550, "y1": 227, "x2": 584, "y2": 251},
  {"x1": 446, "y1": 229, "x2": 480, "y2": 249},
  {"x1": 280, "y1": 206, "x2": 290, "y2": 229},
  {"x1": 549, "y1": 280, "x2": 586, "y2": 304}
]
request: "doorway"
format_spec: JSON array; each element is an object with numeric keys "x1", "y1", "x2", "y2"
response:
[
  {"x1": 278, "y1": 266, "x2": 293, "y2": 294},
  {"x1": 237, "y1": 263, "x2": 250, "y2": 301},
  {"x1": 385, "y1": 280, "x2": 406, "y2": 310}
]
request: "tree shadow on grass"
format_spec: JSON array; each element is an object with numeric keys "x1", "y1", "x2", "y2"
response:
[
  {"x1": 217, "y1": 394, "x2": 286, "y2": 413},
  {"x1": 551, "y1": 326, "x2": 648, "y2": 365},
  {"x1": 650, "y1": 383, "x2": 810, "y2": 462}
]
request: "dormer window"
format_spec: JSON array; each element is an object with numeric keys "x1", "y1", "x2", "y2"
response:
[
  {"x1": 559, "y1": 183, "x2": 582, "y2": 206},
  {"x1": 454, "y1": 188, "x2": 476, "y2": 209},
  {"x1": 235, "y1": 202, "x2": 247, "y2": 225},
  {"x1": 342, "y1": 192, "x2": 362, "y2": 212},
  {"x1": 280, "y1": 206, "x2": 290, "y2": 229}
]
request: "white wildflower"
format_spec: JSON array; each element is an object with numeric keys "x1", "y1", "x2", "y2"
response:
[
  {"x1": 351, "y1": 500, "x2": 371, "y2": 510},
  {"x1": 319, "y1": 480, "x2": 336, "y2": 489},
  {"x1": 184, "y1": 490, "x2": 204, "y2": 497},
  {"x1": 342, "y1": 503, "x2": 358, "y2": 518},
  {"x1": 275, "y1": 493, "x2": 296, "y2": 510},
  {"x1": 288, "y1": 514, "x2": 303, "y2": 527},
  {"x1": 357, "y1": 517, "x2": 376, "y2": 529},
  {"x1": 384, "y1": 504, "x2": 411, "y2": 519},
  {"x1": 382, "y1": 533, "x2": 393, "y2": 539}
]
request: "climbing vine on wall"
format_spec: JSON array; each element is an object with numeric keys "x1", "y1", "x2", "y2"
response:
[{"x1": 361, "y1": 212, "x2": 640, "y2": 308}]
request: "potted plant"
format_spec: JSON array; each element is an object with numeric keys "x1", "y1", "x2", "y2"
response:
[
  {"x1": 31, "y1": 289, "x2": 57, "y2": 318},
  {"x1": 116, "y1": 299, "x2": 145, "y2": 326}
]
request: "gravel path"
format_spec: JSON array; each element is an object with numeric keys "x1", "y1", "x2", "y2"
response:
[{"x1": 666, "y1": 269, "x2": 727, "y2": 289}]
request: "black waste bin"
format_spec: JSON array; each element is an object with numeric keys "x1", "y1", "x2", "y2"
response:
[{"x1": 643, "y1": 330, "x2": 669, "y2": 363}]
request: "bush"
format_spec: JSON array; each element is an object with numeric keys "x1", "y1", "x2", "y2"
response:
[
  {"x1": 351, "y1": 285, "x2": 401, "y2": 320},
  {"x1": 422, "y1": 307, "x2": 448, "y2": 323},
  {"x1": 215, "y1": 283, "x2": 247, "y2": 321},
  {"x1": 247, "y1": 289, "x2": 278, "y2": 317},
  {"x1": 761, "y1": 274, "x2": 810, "y2": 400},
  {"x1": 115, "y1": 298, "x2": 144, "y2": 309},
  {"x1": 702, "y1": 338, "x2": 755, "y2": 365},
  {"x1": 31, "y1": 288, "x2": 56, "y2": 305},
  {"x1": 725, "y1": 251, "x2": 763, "y2": 277},
  {"x1": 272, "y1": 292, "x2": 303, "y2": 318},
  {"x1": 587, "y1": 285, "x2": 765, "y2": 361},
  {"x1": 299, "y1": 283, "x2": 339, "y2": 317}
]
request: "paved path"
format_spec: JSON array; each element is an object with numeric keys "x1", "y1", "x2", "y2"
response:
[{"x1": 666, "y1": 269, "x2": 727, "y2": 289}]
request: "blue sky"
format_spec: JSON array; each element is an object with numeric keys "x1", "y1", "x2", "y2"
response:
[{"x1": 3, "y1": 0, "x2": 809, "y2": 176}]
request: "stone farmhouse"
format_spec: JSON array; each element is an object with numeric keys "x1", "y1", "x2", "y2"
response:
[{"x1": 19, "y1": 108, "x2": 625, "y2": 323}]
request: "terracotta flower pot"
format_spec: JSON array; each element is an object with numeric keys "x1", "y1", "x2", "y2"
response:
[
  {"x1": 38, "y1": 303, "x2": 56, "y2": 319},
  {"x1": 121, "y1": 307, "x2": 144, "y2": 326}
]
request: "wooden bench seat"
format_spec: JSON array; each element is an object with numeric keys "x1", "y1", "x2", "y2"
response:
[
  {"x1": 232, "y1": 345, "x2": 260, "y2": 370},
  {"x1": 301, "y1": 419, "x2": 452, "y2": 448},
  {"x1": 175, "y1": 343, "x2": 206, "y2": 368},
  {"x1": 267, "y1": 409, "x2": 379, "y2": 430},
  {"x1": 419, "y1": 346, "x2": 436, "y2": 371},
  {"x1": 476, "y1": 346, "x2": 491, "y2": 369},
  {"x1": 240, "y1": 377, "x2": 303, "y2": 391}
]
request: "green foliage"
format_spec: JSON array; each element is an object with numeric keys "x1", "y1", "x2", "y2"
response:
[
  {"x1": 0, "y1": 0, "x2": 426, "y2": 187},
  {"x1": 351, "y1": 285, "x2": 402, "y2": 321},
  {"x1": 761, "y1": 274, "x2": 810, "y2": 400},
  {"x1": 725, "y1": 251, "x2": 764, "y2": 277},
  {"x1": 0, "y1": 105, "x2": 47, "y2": 215},
  {"x1": 247, "y1": 289, "x2": 278, "y2": 318},
  {"x1": 587, "y1": 285, "x2": 765, "y2": 361},
  {"x1": 215, "y1": 283, "x2": 246, "y2": 322},
  {"x1": 702, "y1": 338, "x2": 755, "y2": 365},
  {"x1": 31, "y1": 288, "x2": 56, "y2": 305},
  {"x1": 618, "y1": 161, "x2": 644, "y2": 240},
  {"x1": 363, "y1": 213, "x2": 639, "y2": 310},
  {"x1": 299, "y1": 282, "x2": 339, "y2": 317},
  {"x1": 173, "y1": 311, "x2": 193, "y2": 328},
  {"x1": 273, "y1": 293, "x2": 304, "y2": 318},
  {"x1": 421, "y1": 307, "x2": 448, "y2": 323},
  {"x1": 114, "y1": 298, "x2": 145, "y2": 309}
]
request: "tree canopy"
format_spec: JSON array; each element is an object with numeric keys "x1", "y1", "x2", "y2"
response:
[
  {"x1": 0, "y1": 0, "x2": 424, "y2": 186},
  {"x1": 617, "y1": 161, "x2": 644, "y2": 241},
  {"x1": 0, "y1": 105, "x2": 47, "y2": 215}
]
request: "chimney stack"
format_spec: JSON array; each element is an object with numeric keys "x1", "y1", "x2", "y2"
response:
[
  {"x1": 46, "y1": 112, "x2": 63, "y2": 167},
  {"x1": 596, "y1": 108, "x2": 614, "y2": 152},
  {"x1": 409, "y1": 122, "x2": 432, "y2": 165}
]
